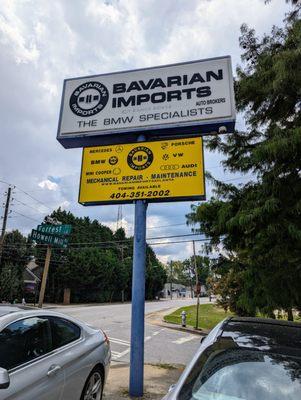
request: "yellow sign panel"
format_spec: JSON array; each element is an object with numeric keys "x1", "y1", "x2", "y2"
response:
[{"x1": 79, "y1": 137, "x2": 205, "y2": 205}]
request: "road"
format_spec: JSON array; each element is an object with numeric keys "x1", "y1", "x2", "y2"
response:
[{"x1": 55, "y1": 298, "x2": 209, "y2": 365}]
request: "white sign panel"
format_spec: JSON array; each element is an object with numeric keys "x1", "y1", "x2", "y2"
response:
[{"x1": 57, "y1": 56, "x2": 235, "y2": 148}]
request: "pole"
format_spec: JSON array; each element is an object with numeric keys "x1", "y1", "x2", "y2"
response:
[
  {"x1": 193, "y1": 240, "x2": 200, "y2": 330},
  {"x1": 170, "y1": 261, "x2": 173, "y2": 300},
  {"x1": 119, "y1": 244, "x2": 125, "y2": 302},
  {"x1": 129, "y1": 200, "x2": 147, "y2": 397},
  {"x1": 0, "y1": 187, "x2": 12, "y2": 262},
  {"x1": 38, "y1": 245, "x2": 52, "y2": 308},
  {"x1": 129, "y1": 134, "x2": 148, "y2": 398}
]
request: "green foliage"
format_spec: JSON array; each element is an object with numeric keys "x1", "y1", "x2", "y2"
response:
[
  {"x1": 166, "y1": 256, "x2": 212, "y2": 290},
  {"x1": 0, "y1": 263, "x2": 23, "y2": 302},
  {"x1": 0, "y1": 230, "x2": 28, "y2": 302},
  {"x1": 187, "y1": 7, "x2": 301, "y2": 318},
  {"x1": 0, "y1": 209, "x2": 166, "y2": 303},
  {"x1": 1, "y1": 230, "x2": 28, "y2": 267},
  {"x1": 44, "y1": 208, "x2": 166, "y2": 303}
]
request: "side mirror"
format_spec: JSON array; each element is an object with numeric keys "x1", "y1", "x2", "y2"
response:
[{"x1": 0, "y1": 368, "x2": 10, "y2": 389}]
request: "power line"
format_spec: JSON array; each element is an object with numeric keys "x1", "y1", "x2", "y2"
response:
[
  {"x1": 14, "y1": 188, "x2": 52, "y2": 212},
  {"x1": 0, "y1": 179, "x2": 15, "y2": 187},
  {"x1": 147, "y1": 233, "x2": 202, "y2": 240},
  {"x1": 14, "y1": 198, "x2": 47, "y2": 215},
  {"x1": 147, "y1": 222, "x2": 187, "y2": 230},
  {"x1": 223, "y1": 175, "x2": 254, "y2": 182},
  {"x1": 149, "y1": 238, "x2": 210, "y2": 246},
  {"x1": 11, "y1": 210, "x2": 41, "y2": 223},
  {"x1": 0, "y1": 178, "x2": 53, "y2": 212},
  {"x1": 1, "y1": 232, "x2": 207, "y2": 249}
]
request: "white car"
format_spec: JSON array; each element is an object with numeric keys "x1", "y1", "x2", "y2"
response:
[{"x1": 0, "y1": 305, "x2": 111, "y2": 400}]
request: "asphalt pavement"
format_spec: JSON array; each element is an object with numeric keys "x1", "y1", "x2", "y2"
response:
[{"x1": 55, "y1": 298, "x2": 209, "y2": 365}]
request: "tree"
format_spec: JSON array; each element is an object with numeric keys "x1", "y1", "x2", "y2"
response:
[
  {"x1": 37, "y1": 208, "x2": 166, "y2": 303},
  {"x1": 0, "y1": 263, "x2": 23, "y2": 302},
  {"x1": 187, "y1": 3, "x2": 301, "y2": 319},
  {"x1": 0, "y1": 230, "x2": 28, "y2": 302},
  {"x1": 145, "y1": 246, "x2": 167, "y2": 299},
  {"x1": 165, "y1": 256, "x2": 212, "y2": 298},
  {"x1": 0, "y1": 230, "x2": 28, "y2": 268}
]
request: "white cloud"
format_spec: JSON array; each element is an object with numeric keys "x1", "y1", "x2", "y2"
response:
[
  {"x1": 59, "y1": 200, "x2": 70, "y2": 209},
  {"x1": 0, "y1": 0, "x2": 291, "y2": 260},
  {"x1": 102, "y1": 217, "x2": 133, "y2": 236},
  {"x1": 157, "y1": 254, "x2": 169, "y2": 264},
  {"x1": 85, "y1": 0, "x2": 121, "y2": 24},
  {"x1": 38, "y1": 180, "x2": 59, "y2": 191}
]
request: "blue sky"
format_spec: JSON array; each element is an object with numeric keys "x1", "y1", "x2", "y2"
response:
[{"x1": 0, "y1": 0, "x2": 290, "y2": 262}]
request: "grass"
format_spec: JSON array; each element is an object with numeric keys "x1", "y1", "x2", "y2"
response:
[
  {"x1": 164, "y1": 304, "x2": 233, "y2": 331},
  {"x1": 164, "y1": 304, "x2": 301, "y2": 331}
]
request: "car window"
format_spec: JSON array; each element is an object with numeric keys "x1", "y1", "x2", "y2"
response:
[
  {"x1": 0, "y1": 317, "x2": 52, "y2": 370},
  {"x1": 49, "y1": 317, "x2": 81, "y2": 349},
  {"x1": 179, "y1": 348, "x2": 301, "y2": 400}
]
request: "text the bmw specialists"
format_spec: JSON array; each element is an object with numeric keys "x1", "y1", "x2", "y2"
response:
[{"x1": 57, "y1": 57, "x2": 235, "y2": 148}]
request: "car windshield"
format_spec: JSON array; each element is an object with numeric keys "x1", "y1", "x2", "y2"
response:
[{"x1": 179, "y1": 348, "x2": 301, "y2": 400}]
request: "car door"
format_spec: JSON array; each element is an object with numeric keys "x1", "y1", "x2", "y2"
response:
[
  {"x1": 0, "y1": 316, "x2": 65, "y2": 400},
  {"x1": 47, "y1": 316, "x2": 91, "y2": 400}
]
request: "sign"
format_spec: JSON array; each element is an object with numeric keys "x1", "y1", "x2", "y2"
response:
[
  {"x1": 24, "y1": 282, "x2": 37, "y2": 294},
  {"x1": 31, "y1": 230, "x2": 69, "y2": 248},
  {"x1": 57, "y1": 57, "x2": 235, "y2": 148},
  {"x1": 79, "y1": 137, "x2": 205, "y2": 205},
  {"x1": 37, "y1": 224, "x2": 72, "y2": 236}
]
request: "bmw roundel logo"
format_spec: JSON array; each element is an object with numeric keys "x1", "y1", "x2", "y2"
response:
[{"x1": 69, "y1": 81, "x2": 109, "y2": 117}]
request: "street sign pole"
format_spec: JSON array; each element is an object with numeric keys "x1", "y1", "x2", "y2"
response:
[
  {"x1": 129, "y1": 135, "x2": 148, "y2": 397},
  {"x1": 38, "y1": 245, "x2": 52, "y2": 308}
]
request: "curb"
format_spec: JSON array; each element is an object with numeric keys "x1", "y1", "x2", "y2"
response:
[
  {"x1": 146, "y1": 310, "x2": 209, "y2": 336},
  {"x1": 151, "y1": 320, "x2": 208, "y2": 336}
]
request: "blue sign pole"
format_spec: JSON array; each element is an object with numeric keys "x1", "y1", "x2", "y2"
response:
[{"x1": 129, "y1": 135, "x2": 148, "y2": 397}]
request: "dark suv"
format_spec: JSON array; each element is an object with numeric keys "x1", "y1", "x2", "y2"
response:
[{"x1": 163, "y1": 317, "x2": 301, "y2": 400}]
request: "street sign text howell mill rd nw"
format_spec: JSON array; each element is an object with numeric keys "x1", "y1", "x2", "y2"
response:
[
  {"x1": 31, "y1": 230, "x2": 69, "y2": 248},
  {"x1": 79, "y1": 137, "x2": 205, "y2": 205},
  {"x1": 57, "y1": 57, "x2": 235, "y2": 148}
]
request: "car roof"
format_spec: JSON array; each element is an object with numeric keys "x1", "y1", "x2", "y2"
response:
[
  {"x1": 0, "y1": 305, "x2": 93, "y2": 334},
  {"x1": 219, "y1": 317, "x2": 301, "y2": 355}
]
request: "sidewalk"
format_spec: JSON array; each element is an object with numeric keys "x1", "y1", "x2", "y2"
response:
[{"x1": 103, "y1": 363, "x2": 184, "y2": 399}]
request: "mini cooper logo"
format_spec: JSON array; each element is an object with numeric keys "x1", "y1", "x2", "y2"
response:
[{"x1": 69, "y1": 81, "x2": 109, "y2": 117}]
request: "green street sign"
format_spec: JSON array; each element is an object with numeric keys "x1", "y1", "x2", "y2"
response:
[
  {"x1": 37, "y1": 224, "x2": 72, "y2": 236},
  {"x1": 31, "y1": 229, "x2": 69, "y2": 248}
]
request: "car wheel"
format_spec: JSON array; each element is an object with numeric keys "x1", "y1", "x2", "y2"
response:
[{"x1": 81, "y1": 367, "x2": 103, "y2": 400}]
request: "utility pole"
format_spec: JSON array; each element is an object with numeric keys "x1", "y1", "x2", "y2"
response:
[
  {"x1": 193, "y1": 240, "x2": 200, "y2": 330},
  {"x1": 170, "y1": 261, "x2": 173, "y2": 300},
  {"x1": 38, "y1": 245, "x2": 52, "y2": 308},
  {"x1": 0, "y1": 187, "x2": 12, "y2": 262},
  {"x1": 119, "y1": 243, "x2": 125, "y2": 303}
]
